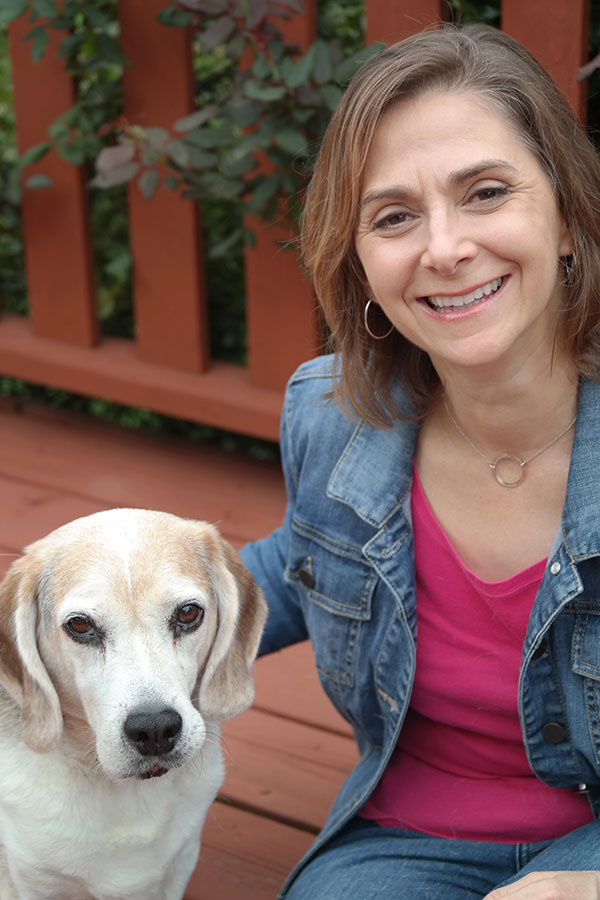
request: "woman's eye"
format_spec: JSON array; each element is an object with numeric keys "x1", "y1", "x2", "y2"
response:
[
  {"x1": 471, "y1": 185, "x2": 509, "y2": 204},
  {"x1": 173, "y1": 603, "x2": 204, "y2": 633},
  {"x1": 373, "y1": 210, "x2": 411, "y2": 231}
]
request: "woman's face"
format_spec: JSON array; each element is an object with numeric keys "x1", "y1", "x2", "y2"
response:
[{"x1": 354, "y1": 91, "x2": 572, "y2": 378}]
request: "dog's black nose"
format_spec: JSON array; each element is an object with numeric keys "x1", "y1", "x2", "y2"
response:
[{"x1": 124, "y1": 707, "x2": 183, "y2": 757}]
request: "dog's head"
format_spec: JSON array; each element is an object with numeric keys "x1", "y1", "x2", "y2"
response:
[{"x1": 0, "y1": 509, "x2": 266, "y2": 780}]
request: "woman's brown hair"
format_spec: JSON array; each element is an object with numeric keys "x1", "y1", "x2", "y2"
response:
[{"x1": 301, "y1": 24, "x2": 600, "y2": 425}]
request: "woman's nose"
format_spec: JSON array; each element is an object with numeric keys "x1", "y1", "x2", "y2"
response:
[{"x1": 420, "y1": 211, "x2": 476, "y2": 275}]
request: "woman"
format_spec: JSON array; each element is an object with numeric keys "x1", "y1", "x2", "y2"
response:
[{"x1": 240, "y1": 24, "x2": 600, "y2": 898}]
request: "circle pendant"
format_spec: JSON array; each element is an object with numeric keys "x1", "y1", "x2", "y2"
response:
[{"x1": 491, "y1": 453, "x2": 525, "y2": 488}]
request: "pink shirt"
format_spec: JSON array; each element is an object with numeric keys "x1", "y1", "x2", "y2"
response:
[{"x1": 360, "y1": 467, "x2": 592, "y2": 842}]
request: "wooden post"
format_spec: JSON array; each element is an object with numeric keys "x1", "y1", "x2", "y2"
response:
[
  {"x1": 365, "y1": 0, "x2": 447, "y2": 45},
  {"x1": 119, "y1": 0, "x2": 210, "y2": 373},
  {"x1": 244, "y1": 1, "x2": 321, "y2": 392},
  {"x1": 502, "y1": 0, "x2": 590, "y2": 119},
  {"x1": 8, "y1": 19, "x2": 98, "y2": 347}
]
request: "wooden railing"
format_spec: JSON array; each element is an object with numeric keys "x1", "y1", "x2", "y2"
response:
[{"x1": 3, "y1": 0, "x2": 590, "y2": 442}]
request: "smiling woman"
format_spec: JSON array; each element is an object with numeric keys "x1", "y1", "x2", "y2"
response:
[{"x1": 239, "y1": 22, "x2": 600, "y2": 900}]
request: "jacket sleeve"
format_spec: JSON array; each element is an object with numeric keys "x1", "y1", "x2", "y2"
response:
[{"x1": 239, "y1": 378, "x2": 308, "y2": 656}]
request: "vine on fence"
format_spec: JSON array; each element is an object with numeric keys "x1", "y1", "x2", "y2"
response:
[{"x1": 4, "y1": 0, "x2": 382, "y2": 242}]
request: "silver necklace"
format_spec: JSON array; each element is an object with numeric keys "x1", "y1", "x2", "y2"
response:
[{"x1": 442, "y1": 397, "x2": 577, "y2": 488}]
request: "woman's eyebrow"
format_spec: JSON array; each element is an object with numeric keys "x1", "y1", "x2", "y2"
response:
[{"x1": 359, "y1": 159, "x2": 519, "y2": 211}]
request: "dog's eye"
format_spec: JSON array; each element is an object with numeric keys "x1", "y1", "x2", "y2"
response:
[
  {"x1": 173, "y1": 603, "x2": 204, "y2": 634},
  {"x1": 64, "y1": 616, "x2": 97, "y2": 642}
]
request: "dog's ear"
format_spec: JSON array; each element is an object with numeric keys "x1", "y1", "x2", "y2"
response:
[
  {"x1": 0, "y1": 554, "x2": 63, "y2": 752},
  {"x1": 197, "y1": 537, "x2": 267, "y2": 722}
]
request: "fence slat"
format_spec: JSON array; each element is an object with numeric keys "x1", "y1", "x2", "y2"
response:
[
  {"x1": 243, "y1": 2, "x2": 321, "y2": 392},
  {"x1": 502, "y1": 0, "x2": 590, "y2": 118},
  {"x1": 365, "y1": 0, "x2": 447, "y2": 45},
  {"x1": 8, "y1": 19, "x2": 98, "y2": 347},
  {"x1": 119, "y1": 0, "x2": 210, "y2": 373}
]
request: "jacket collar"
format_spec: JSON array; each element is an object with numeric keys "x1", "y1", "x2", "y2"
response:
[
  {"x1": 326, "y1": 376, "x2": 600, "y2": 547},
  {"x1": 561, "y1": 376, "x2": 600, "y2": 560},
  {"x1": 327, "y1": 403, "x2": 419, "y2": 528}
]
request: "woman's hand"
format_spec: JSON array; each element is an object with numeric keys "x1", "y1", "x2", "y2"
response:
[{"x1": 484, "y1": 871, "x2": 600, "y2": 899}]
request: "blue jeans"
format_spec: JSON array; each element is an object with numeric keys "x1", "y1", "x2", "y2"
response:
[{"x1": 284, "y1": 817, "x2": 600, "y2": 899}]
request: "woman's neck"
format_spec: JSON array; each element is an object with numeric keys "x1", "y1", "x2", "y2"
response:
[{"x1": 434, "y1": 355, "x2": 579, "y2": 460}]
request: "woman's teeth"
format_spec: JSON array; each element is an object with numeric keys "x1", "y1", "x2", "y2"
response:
[{"x1": 426, "y1": 277, "x2": 504, "y2": 311}]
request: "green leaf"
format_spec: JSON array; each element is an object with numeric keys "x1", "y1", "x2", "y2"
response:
[
  {"x1": 29, "y1": 26, "x2": 50, "y2": 62},
  {"x1": 280, "y1": 46, "x2": 315, "y2": 89},
  {"x1": 32, "y1": 0, "x2": 57, "y2": 16},
  {"x1": 245, "y1": 80, "x2": 286, "y2": 102},
  {"x1": 0, "y1": 0, "x2": 27, "y2": 26},
  {"x1": 312, "y1": 40, "x2": 333, "y2": 85},
  {"x1": 166, "y1": 139, "x2": 189, "y2": 167},
  {"x1": 319, "y1": 82, "x2": 343, "y2": 112},
  {"x1": 156, "y1": 7, "x2": 194, "y2": 27},
  {"x1": 185, "y1": 124, "x2": 233, "y2": 149},
  {"x1": 219, "y1": 152, "x2": 257, "y2": 178},
  {"x1": 203, "y1": 174, "x2": 245, "y2": 199},
  {"x1": 25, "y1": 174, "x2": 53, "y2": 190},
  {"x1": 200, "y1": 15, "x2": 236, "y2": 51},
  {"x1": 57, "y1": 142, "x2": 87, "y2": 165},
  {"x1": 184, "y1": 145, "x2": 218, "y2": 169},
  {"x1": 246, "y1": 174, "x2": 281, "y2": 212},
  {"x1": 139, "y1": 168, "x2": 160, "y2": 201},
  {"x1": 95, "y1": 33, "x2": 128, "y2": 66},
  {"x1": 274, "y1": 128, "x2": 308, "y2": 157},
  {"x1": 251, "y1": 53, "x2": 271, "y2": 80},
  {"x1": 164, "y1": 174, "x2": 180, "y2": 190},
  {"x1": 19, "y1": 142, "x2": 51, "y2": 168},
  {"x1": 145, "y1": 127, "x2": 170, "y2": 150},
  {"x1": 208, "y1": 227, "x2": 242, "y2": 260},
  {"x1": 226, "y1": 31, "x2": 246, "y2": 61},
  {"x1": 224, "y1": 101, "x2": 263, "y2": 128},
  {"x1": 90, "y1": 161, "x2": 140, "y2": 188},
  {"x1": 174, "y1": 106, "x2": 219, "y2": 132},
  {"x1": 57, "y1": 32, "x2": 85, "y2": 58}
]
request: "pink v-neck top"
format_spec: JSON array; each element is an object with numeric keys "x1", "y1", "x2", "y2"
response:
[{"x1": 360, "y1": 467, "x2": 592, "y2": 842}]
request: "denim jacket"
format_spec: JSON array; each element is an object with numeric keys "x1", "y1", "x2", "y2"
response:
[{"x1": 240, "y1": 355, "x2": 600, "y2": 895}]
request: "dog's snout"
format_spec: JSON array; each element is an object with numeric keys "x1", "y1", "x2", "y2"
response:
[{"x1": 124, "y1": 707, "x2": 183, "y2": 757}]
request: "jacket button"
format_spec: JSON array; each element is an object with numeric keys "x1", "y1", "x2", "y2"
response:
[
  {"x1": 542, "y1": 722, "x2": 566, "y2": 744},
  {"x1": 298, "y1": 568, "x2": 315, "y2": 589},
  {"x1": 532, "y1": 638, "x2": 548, "y2": 660},
  {"x1": 550, "y1": 561, "x2": 561, "y2": 575}
]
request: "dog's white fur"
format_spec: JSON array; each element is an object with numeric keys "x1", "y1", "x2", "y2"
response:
[{"x1": 0, "y1": 508, "x2": 266, "y2": 899}]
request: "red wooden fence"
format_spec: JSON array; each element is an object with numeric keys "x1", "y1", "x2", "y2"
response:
[{"x1": 3, "y1": 0, "x2": 590, "y2": 441}]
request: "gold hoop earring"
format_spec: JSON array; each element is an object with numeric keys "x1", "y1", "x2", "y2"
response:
[{"x1": 364, "y1": 298, "x2": 394, "y2": 340}]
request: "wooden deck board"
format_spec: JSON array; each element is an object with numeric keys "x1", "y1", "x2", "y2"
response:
[
  {"x1": 185, "y1": 802, "x2": 314, "y2": 900},
  {"x1": 0, "y1": 399, "x2": 356, "y2": 897}
]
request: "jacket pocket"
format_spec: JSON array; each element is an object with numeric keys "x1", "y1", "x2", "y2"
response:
[
  {"x1": 286, "y1": 518, "x2": 376, "y2": 688},
  {"x1": 571, "y1": 606, "x2": 600, "y2": 762}
]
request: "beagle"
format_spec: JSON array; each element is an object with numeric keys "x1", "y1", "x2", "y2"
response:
[{"x1": 0, "y1": 508, "x2": 266, "y2": 899}]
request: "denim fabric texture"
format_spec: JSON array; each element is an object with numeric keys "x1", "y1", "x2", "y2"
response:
[{"x1": 240, "y1": 355, "x2": 600, "y2": 897}]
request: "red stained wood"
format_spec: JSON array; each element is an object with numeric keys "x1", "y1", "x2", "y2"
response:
[
  {"x1": 502, "y1": 0, "x2": 590, "y2": 118},
  {"x1": 221, "y1": 708, "x2": 357, "y2": 832},
  {"x1": 365, "y1": 0, "x2": 447, "y2": 44},
  {"x1": 7, "y1": 21, "x2": 98, "y2": 347},
  {"x1": 119, "y1": 0, "x2": 210, "y2": 373},
  {"x1": 0, "y1": 315, "x2": 283, "y2": 441},
  {"x1": 244, "y1": 4, "x2": 322, "y2": 392},
  {"x1": 185, "y1": 802, "x2": 314, "y2": 900}
]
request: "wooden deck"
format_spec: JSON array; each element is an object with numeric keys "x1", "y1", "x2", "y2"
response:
[{"x1": 0, "y1": 396, "x2": 357, "y2": 899}]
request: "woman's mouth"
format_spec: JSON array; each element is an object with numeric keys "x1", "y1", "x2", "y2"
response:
[{"x1": 425, "y1": 276, "x2": 505, "y2": 312}]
